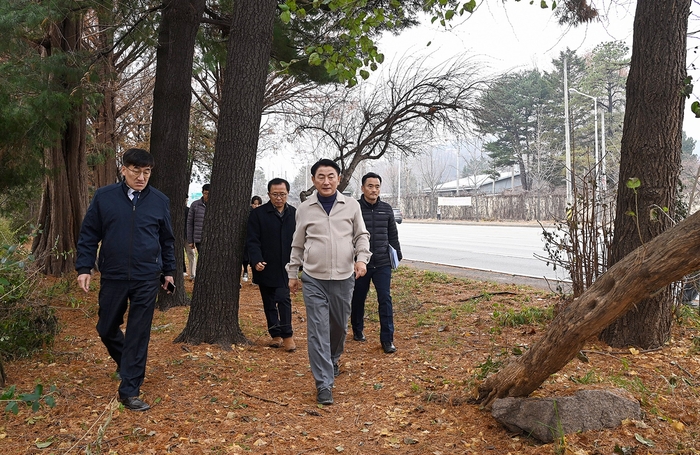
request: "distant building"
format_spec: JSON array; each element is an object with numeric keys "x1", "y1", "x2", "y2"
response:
[{"x1": 431, "y1": 170, "x2": 522, "y2": 196}]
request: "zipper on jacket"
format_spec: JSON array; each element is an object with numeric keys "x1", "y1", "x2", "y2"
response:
[{"x1": 128, "y1": 194, "x2": 136, "y2": 280}]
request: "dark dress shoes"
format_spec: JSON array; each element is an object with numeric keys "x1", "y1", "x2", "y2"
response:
[
  {"x1": 120, "y1": 396, "x2": 150, "y2": 411},
  {"x1": 353, "y1": 332, "x2": 367, "y2": 342},
  {"x1": 381, "y1": 341, "x2": 397, "y2": 354}
]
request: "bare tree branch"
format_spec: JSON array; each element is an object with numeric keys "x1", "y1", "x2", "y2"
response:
[{"x1": 289, "y1": 55, "x2": 485, "y2": 192}]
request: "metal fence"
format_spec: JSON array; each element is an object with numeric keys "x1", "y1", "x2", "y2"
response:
[{"x1": 385, "y1": 193, "x2": 568, "y2": 222}]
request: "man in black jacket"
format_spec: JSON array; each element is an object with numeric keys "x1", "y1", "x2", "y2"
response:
[
  {"x1": 187, "y1": 184, "x2": 210, "y2": 256},
  {"x1": 76, "y1": 148, "x2": 176, "y2": 411},
  {"x1": 246, "y1": 178, "x2": 297, "y2": 351},
  {"x1": 351, "y1": 172, "x2": 402, "y2": 354}
]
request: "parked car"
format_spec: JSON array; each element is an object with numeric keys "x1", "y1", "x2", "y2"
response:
[{"x1": 392, "y1": 208, "x2": 403, "y2": 224}]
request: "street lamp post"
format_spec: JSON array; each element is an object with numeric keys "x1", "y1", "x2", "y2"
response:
[
  {"x1": 569, "y1": 88, "x2": 602, "y2": 197},
  {"x1": 563, "y1": 58, "x2": 572, "y2": 205},
  {"x1": 397, "y1": 155, "x2": 402, "y2": 209}
]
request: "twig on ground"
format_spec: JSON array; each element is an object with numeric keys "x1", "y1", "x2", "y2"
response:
[
  {"x1": 241, "y1": 390, "x2": 288, "y2": 406},
  {"x1": 671, "y1": 361, "x2": 696, "y2": 383},
  {"x1": 63, "y1": 398, "x2": 118, "y2": 454},
  {"x1": 457, "y1": 291, "x2": 517, "y2": 302},
  {"x1": 581, "y1": 346, "x2": 663, "y2": 357}
]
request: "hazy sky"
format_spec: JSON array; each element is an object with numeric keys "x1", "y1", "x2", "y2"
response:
[
  {"x1": 254, "y1": 2, "x2": 700, "y2": 188},
  {"x1": 378, "y1": 1, "x2": 700, "y2": 141}
]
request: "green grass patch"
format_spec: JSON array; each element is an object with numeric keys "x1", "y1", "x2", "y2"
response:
[
  {"x1": 569, "y1": 370, "x2": 599, "y2": 384},
  {"x1": 674, "y1": 303, "x2": 700, "y2": 327},
  {"x1": 475, "y1": 355, "x2": 504, "y2": 380},
  {"x1": 492, "y1": 304, "x2": 554, "y2": 327}
]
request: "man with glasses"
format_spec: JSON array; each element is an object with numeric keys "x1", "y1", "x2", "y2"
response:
[
  {"x1": 187, "y1": 183, "x2": 210, "y2": 279},
  {"x1": 246, "y1": 178, "x2": 297, "y2": 351},
  {"x1": 76, "y1": 148, "x2": 175, "y2": 411}
]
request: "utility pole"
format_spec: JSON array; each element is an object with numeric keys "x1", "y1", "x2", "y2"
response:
[{"x1": 563, "y1": 56, "x2": 572, "y2": 206}]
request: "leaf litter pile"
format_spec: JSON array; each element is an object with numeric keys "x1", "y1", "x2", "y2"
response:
[{"x1": 1, "y1": 266, "x2": 699, "y2": 454}]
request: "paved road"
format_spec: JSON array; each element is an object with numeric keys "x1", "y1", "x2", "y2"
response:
[{"x1": 396, "y1": 221, "x2": 570, "y2": 291}]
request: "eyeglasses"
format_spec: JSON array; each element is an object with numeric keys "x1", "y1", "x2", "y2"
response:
[
  {"x1": 124, "y1": 167, "x2": 152, "y2": 177},
  {"x1": 269, "y1": 193, "x2": 288, "y2": 199}
]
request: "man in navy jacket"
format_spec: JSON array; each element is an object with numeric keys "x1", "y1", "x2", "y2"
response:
[
  {"x1": 76, "y1": 148, "x2": 175, "y2": 411},
  {"x1": 246, "y1": 178, "x2": 297, "y2": 351},
  {"x1": 351, "y1": 172, "x2": 402, "y2": 354}
]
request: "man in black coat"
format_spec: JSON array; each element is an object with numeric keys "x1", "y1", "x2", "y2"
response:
[
  {"x1": 350, "y1": 172, "x2": 402, "y2": 354},
  {"x1": 76, "y1": 148, "x2": 176, "y2": 411},
  {"x1": 246, "y1": 178, "x2": 297, "y2": 352}
]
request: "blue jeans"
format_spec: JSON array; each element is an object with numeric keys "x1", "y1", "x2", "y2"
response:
[{"x1": 350, "y1": 265, "x2": 394, "y2": 342}]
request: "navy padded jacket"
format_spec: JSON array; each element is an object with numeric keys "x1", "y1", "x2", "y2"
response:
[
  {"x1": 358, "y1": 196, "x2": 402, "y2": 268},
  {"x1": 76, "y1": 182, "x2": 176, "y2": 280}
]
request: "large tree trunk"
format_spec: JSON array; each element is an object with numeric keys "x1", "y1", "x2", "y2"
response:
[
  {"x1": 92, "y1": 22, "x2": 118, "y2": 190},
  {"x1": 31, "y1": 14, "x2": 88, "y2": 276},
  {"x1": 148, "y1": 0, "x2": 205, "y2": 310},
  {"x1": 600, "y1": 0, "x2": 689, "y2": 349},
  {"x1": 477, "y1": 210, "x2": 700, "y2": 409},
  {"x1": 175, "y1": 0, "x2": 278, "y2": 346}
]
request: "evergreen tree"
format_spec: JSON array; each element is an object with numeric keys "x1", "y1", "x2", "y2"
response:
[{"x1": 473, "y1": 69, "x2": 555, "y2": 191}]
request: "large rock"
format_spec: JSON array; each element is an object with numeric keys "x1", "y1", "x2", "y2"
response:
[{"x1": 491, "y1": 389, "x2": 642, "y2": 443}]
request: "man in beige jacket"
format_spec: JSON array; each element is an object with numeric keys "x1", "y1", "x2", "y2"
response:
[{"x1": 287, "y1": 158, "x2": 371, "y2": 405}]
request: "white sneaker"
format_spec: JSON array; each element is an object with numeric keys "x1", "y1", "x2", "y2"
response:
[{"x1": 243, "y1": 272, "x2": 249, "y2": 282}]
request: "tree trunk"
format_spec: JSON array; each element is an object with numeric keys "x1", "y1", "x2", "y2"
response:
[
  {"x1": 31, "y1": 14, "x2": 88, "y2": 276},
  {"x1": 600, "y1": 0, "x2": 689, "y2": 349},
  {"x1": 477, "y1": 210, "x2": 700, "y2": 409},
  {"x1": 92, "y1": 20, "x2": 118, "y2": 190},
  {"x1": 148, "y1": 0, "x2": 205, "y2": 310},
  {"x1": 175, "y1": 0, "x2": 278, "y2": 345}
]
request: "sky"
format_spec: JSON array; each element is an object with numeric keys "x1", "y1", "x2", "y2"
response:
[{"x1": 255, "y1": 1, "x2": 700, "y2": 190}]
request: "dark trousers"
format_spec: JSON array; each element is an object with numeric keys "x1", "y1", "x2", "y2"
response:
[
  {"x1": 350, "y1": 265, "x2": 394, "y2": 342},
  {"x1": 258, "y1": 284, "x2": 293, "y2": 339},
  {"x1": 97, "y1": 278, "x2": 159, "y2": 399}
]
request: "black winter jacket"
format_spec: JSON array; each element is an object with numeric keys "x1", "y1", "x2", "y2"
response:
[
  {"x1": 76, "y1": 182, "x2": 176, "y2": 280},
  {"x1": 246, "y1": 202, "x2": 296, "y2": 288},
  {"x1": 358, "y1": 196, "x2": 402, "y2": 268}
]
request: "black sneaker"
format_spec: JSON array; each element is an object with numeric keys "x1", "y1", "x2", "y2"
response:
[
  {"x1": 353, "y1": 332, "x2": 367, "y2": 342},
  {"x1": 333, "y1": 363, "x2": 340, "y2": 377},
  {"x1": 316, "y1": 388, "x2": 333, "y2": 405}
]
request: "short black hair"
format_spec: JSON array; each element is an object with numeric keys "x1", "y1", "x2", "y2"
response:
[
  {"x1": 311, "y1": 158, "x2": 340, "y2": 177},
  {"x1": 251, "y1": 195, "x2": 263, "y2": 204},
  {"x1": 202, "y1": 183, "x2": 211, "y2": 192},
  {"x1": 267, "y1": 178, "x2": 290, "y2": 192},
  {"x1": 362, "y1": 172, "x2": 382, "y2": 185},
  {"x1": 122, "y1": 148, "x2": 154, "y2": 168}
]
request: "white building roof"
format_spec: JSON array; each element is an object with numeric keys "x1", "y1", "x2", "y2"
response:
[{"x1": 434, "y1": 169, "x2": 521, "y2": 192}]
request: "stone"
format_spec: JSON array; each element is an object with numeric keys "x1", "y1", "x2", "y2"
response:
[{"x1": 491, "y1": 388, "x2": 642, "y2": 443}]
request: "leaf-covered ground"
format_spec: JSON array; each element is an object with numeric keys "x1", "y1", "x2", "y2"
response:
[{"x1": 1, "y1": 266, "x2": 699, "y2": 454}]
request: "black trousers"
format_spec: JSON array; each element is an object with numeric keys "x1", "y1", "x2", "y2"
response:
[
  {"x1": 351, "y1": 265, "x2": 395, "y2": 342},
  {"x1": 258, "y1": 284, "x2": 293, "y2": 339},
  {"x1": 97, "y1": 278, "x2": 159, "y2": 399}
]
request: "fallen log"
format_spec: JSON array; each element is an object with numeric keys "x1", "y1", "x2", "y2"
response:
[{"x1": 477, "y1": 211, "x2": 700, "y2": 408}]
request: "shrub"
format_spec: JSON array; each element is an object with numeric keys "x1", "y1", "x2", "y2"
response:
[{"x1": 0, "y1": 221, "x2": 58, "y2": 361}]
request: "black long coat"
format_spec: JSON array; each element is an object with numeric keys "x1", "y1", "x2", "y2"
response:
[{"x1": 245, "y1": 201, "x2": 296, "y2": 288}]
